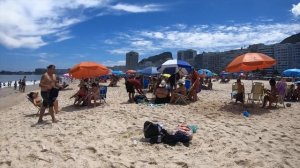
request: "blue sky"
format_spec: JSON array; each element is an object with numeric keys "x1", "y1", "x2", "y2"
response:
[{"x1": 0, "y1": 0, "x2": 300, "y2": 71}]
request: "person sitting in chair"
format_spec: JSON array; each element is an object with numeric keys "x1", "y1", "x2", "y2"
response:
[
  {"x1": 70, "y1": 85, "x2": 88, "y2": 105},
  {"x1": 207, "y1": 79, "x2": 213, "y2": 90},
  {"x1": 294, "y1": 83, "x2": 300, "y2": 101},
  {"x1": 188, "y1": 70, "x2": 200, "y2": 102},
  {"x1": 170, "y1": 79, "x2": 187, "y2": 103},
  {"x1": 87, "y1": 83, "x2": 100, "y2": 107},
  {"x1": 235, "y1": 79, "x2": 245, "y2": 104},
  {"x1": 262, "y1": 78, "x2": 278, "y2": 108},
  {"x1": 154, "y1": 80, "x2": 170, "y2": 104},
  {"x1": 285, "y1": 84, "x2": 295, "y2": 101}
]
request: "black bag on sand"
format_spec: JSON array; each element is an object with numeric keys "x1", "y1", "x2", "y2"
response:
[
  {"x1": 143, "y1": 121, "x2": 190, "y2": 146},
  {"x1": 134, "y1": 95, "x2": 148, "y2": 104},
  {"x1": 144, "y1": 121, "x2": 169, "y2": 144}
]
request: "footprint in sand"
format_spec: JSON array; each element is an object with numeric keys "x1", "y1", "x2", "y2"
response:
[{"x1": 175, "y1": 162, "x2": 188, "y2": 168}]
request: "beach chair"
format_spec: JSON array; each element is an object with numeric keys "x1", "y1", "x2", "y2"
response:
[
  {"x1": 247, "y1": 82, "x2": 264, "y2": 104},
  {"x1": 231, "y1": 82, "x2": 245, "y2": 101},
  {"x1": 276, "y1": 94, "x2": 285, "y2": 108},
  {"x1": 143, "y1": 78, "x2": 150, "y2": 89},
  {"x1": 26, "y1": 95, "x2": 40, "y2": 115},
  {"x1": 231, "y1": 82, "x2": 238, "y2": 100},
  {"x1": 99, "y1": 86, "x2": 108, "y2": 104},
  {"x1": 184, "y1": 80, "x2": 191, "y2": 91},
  {"x1": 174, "y1": 93, "x2": 189, "y2": 105}
]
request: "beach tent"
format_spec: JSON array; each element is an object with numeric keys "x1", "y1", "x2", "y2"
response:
[
  {"x1": 69, "y1": 62, "x2": 109, "y2": 79},
  {"x1": 157, "y1": 59, "x2": 193, "y2": 75}
]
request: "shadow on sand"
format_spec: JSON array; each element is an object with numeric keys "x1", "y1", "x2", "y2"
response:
[
  {"x1": 218, "y1": 101, "x2": 276, "y2": 116},
  {"x1": 61, "y1": 105, "x2": 87, "y2": 112},
  {"x1": 24, "y1": 112, "x2": 50, "y2": 118}
]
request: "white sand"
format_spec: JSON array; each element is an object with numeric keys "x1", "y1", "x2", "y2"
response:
[{"x1": 0, "y1": 79, "x2": 299, "y2": 168}]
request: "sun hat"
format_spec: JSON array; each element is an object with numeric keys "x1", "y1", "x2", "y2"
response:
[
  {"x1": 159, "y1": 80, "x2": 166, "y2": 87},
  {"x1": 177, "y1": 79, "x2": 184, "y2": 85}
]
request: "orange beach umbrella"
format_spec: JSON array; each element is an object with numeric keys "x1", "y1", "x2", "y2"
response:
[
  {"x1": 69, "y1": 62, "x2": 109, "y2": 79},
  {"x1": 225, "y1": 53, "x2": 276, "y2": 72}
]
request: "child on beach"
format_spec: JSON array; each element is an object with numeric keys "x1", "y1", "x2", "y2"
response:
[{"x1": 87, "y1": 83, "x2": 100, "y2": 107}]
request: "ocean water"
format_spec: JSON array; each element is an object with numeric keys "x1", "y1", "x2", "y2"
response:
[{"x1": 0, "y1": 75, "x2": 41, "y2": 88}]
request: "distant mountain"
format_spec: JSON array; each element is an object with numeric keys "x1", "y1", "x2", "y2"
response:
[
  {"x1": 280, "y1": 33, "x2": 300, "y2": 44},
  {"x1": 139, "y1": 52, "x2": 173, "y2": 66}
]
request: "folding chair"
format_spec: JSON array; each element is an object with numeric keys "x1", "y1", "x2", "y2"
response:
[
  {"x1": 174, "y1": 93, "x2": 189, "y2": 105},
  {"x1": 99, "y1": 86, "x2": 108, "y2": 104},
  {"x1": 26, "y1": 95, "x2": 40, "y2": 115},
  {"x1": 231, "y1": 82, "x2": 245, "y2": 101},
  {"x1": 184, "y1": 80, "x2": 191, "y2": 91},
  {"x1": 143, "y1": 78, "x2": 150, "y2": 89},
  {"x1": 247, "y1": 82, "x2": 264, "y2": 104},
  {"x1": 231, "y1": 82, "x2": 238, "y2": 100},
  {"x1": 276, "y1": 94, "x2": 285, "y2": 108}
]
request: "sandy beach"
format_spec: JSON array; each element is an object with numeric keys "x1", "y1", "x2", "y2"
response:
[{"x1": 0, "y1": 79, "x2": 299, "y2": 168}]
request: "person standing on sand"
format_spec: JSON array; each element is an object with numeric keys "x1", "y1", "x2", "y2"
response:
[
  {"x1": 37, "y1": 65, "x2": 59, "y2": 123},
  {"x1": 14, "y1": 81, "x2": 17, "y2": 90},
  {"x1": 21, "y1": 76, "x2": 26, "y2": 92}
]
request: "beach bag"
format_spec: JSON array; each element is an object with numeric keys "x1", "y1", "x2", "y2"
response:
[
  {"x1": 134, "y1": 95, "x2": 148, "y2": 104},
  {"x1": 143, "y1": 121, "x2": 168, "y2": 144}
]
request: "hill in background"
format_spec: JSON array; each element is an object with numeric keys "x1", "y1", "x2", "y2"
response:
[{"x1": 280, "y1": 32, "x2": 300, "y2": 44}]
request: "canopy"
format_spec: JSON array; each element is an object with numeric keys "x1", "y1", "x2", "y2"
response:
[
  {"x1": 282, "y1": 68, "x2": 300, "y2": 77},
  {"x1": 225, "y1": 53, "x2": 276, "y2": 72},
  {"x1": 69, "y1": 62, "x2": 109, "y2": 79},
  {"x1": 157, "y1": 59, "x2": 193, "y2": 75},
  {"x1": 198, "y1": 69, "x2": 213, "y2": 77},
  {"x1": 140, "y1": 66, "x2": 160, "y2": 76}
]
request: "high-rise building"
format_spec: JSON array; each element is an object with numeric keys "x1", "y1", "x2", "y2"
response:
[
  {"x1": 177, "y1": 49, "x2": 197, "y2": 66},
  {"x1": 249, "y1": 42, "x2": 300, "y2": 73},
  {"x1": 126, "y1": 51, "x2": 139, "y2": 70},
  {"x1": 195, "y1": 49, "x2": 246, "y2": 73},
  {"x1": 274, "y1": 42, "x2": 300, "y2": 73}
]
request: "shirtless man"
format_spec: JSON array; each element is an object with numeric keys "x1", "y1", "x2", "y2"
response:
[{"x1": 37, "y1": 65, "x2": 59, "y2": 123}]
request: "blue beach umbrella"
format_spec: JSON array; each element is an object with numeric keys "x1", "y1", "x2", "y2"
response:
[
  {"x1": 157, "y1": 59, "x2": 193, "y2": 75},
  {"x1": 111, "y1": 70, "x2": 125, "y2": 76},
  {"x1": 198, "y1": 69, "x2": 213, "y2": 77},
  {"x1": 282, "y1": 68, "x2": 300, "y2": 77},
  {"x1": 140, "y1": 67, "x2": 160, "y2": 76}
]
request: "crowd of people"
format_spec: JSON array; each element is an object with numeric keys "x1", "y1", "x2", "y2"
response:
[
  {"x1": 27, "y1": 64, "x2": 300, "y2": 125},
  {"x1": 233, "y1": 77, "x2": 300, "y2": 108},
  {"x1": 0, "y1": 76, "x2": 29, "y2": 92}
]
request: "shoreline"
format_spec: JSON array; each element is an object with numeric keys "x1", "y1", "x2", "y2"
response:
[{"x1": 0, "y1": 84, "x2": 40, "y2": 110}]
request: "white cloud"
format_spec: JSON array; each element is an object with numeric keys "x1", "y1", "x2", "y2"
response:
[
  {"x1": 0, "y1": 0, "x2": 164, "y2": 49},
  {"x1": 291, "y1": 2, "x2": 300, "y2": 17},
  {"x1": 102, "y1": 60, "x2": 125, "y2": 66},
  {"x1": 0, "y1": 0, "x2": 110, "y2": 49},
  {"x1": 107, "y1": 23, "x2": 300, "y2": 55},
  {"x1": 111, "y1": 3, "x2": 164, "y2": 13}
]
